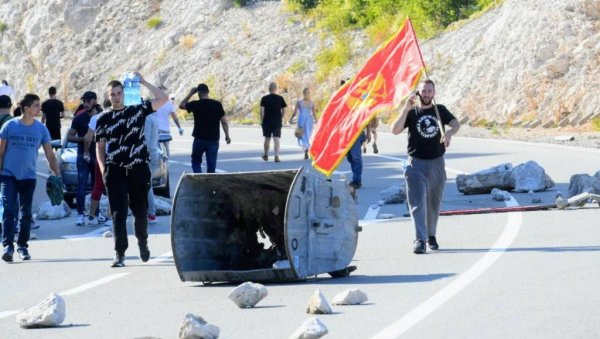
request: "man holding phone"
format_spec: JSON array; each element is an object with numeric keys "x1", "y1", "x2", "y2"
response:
[{"x1": 390, "y1": 79, "x2": 460, "y2": 254}]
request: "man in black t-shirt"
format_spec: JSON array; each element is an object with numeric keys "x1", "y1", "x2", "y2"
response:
[
  {"x1": 179, "y1": 83, "x2": 231, "y2": 173},
  {"x1": 391, "y1": 79, "x2": 460, "y2": 254},
  {"x1": 260, "y1": 82, "x2": 287, "y2": 162},
  {"x1": 95, "y1": 74, "x2": 168, "y2": 268},
  {"x1": 41, "y1": 86, "x2": 65, "y2": 140},
  {"x1": 67, "y1": 91, "x2": 100, "y2": 225}
]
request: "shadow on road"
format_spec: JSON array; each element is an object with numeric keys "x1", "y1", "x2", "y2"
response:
[{"x1": 312, "y1": 273, "x2": 456, "y2": 285}]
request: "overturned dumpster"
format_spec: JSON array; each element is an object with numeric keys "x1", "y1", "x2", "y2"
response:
[{"x1": 171, "y1": 167, "x2": 360, "y2": 283}]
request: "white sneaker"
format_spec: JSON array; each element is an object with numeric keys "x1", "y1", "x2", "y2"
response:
[
  {"x1": 97, "y1": 214, "x2": 108, "y2": 224},
  {"x1": 76, "y1": 214, "x2": 86, "y2": 226},
  {"x1": 87, "y1": 215, "x2": 97, "y2": 225}
]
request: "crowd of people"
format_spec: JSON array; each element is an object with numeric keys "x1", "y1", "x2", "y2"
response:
[{"x1": 0, "y1": 76, "x2": 458, "y2": 266}]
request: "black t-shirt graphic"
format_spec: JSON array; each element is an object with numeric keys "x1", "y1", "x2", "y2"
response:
[
  {"x1": 95, "y1": 101, "x2": 154, "y2": 167},
  {"x1": 260, "y1": 94, "x2": 287, "y2": 126},
  {"x1": 404, "y1": 104, "x2": 456, "y2": 159},
  {"x1": 185, "y1": 99, "x2": 225, "y2": 141},
  {"x1": 41, "y1": 99, "x2": 64, "y2": 130}
]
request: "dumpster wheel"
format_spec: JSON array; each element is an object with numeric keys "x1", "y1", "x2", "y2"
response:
[{"x1": 327, "y1": 265, "x2": 357, "y2": 278}]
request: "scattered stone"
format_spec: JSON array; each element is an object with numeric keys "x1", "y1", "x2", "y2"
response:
[
  {"x1": 554, "y1": 135, "x2": 575, "y2": 142},
  {"x1": 228, "y1": 282, "x2": 268, "y2": 308},
  {"x1": 567, "y1": 173, "x2": 600, "y2": 197},
  {"x1": 531, "y1": 198, "x2": 542, "y2": 204},
  {"x1": 512, "y1": 161, "x2": 555, "y2": 192},
  {"x1": 331, "y1": 289, "x2": 368, "y2": 305},
  {"x1": 36, "y1": 201, "x2": 71, "y2": 220},
  {"x1": 16, "y1": 293, "x2": 65, "y2": 328},
  {"x1": 380, "y1": 185, "x2": 406, "y2": 204},
  {"x1": 456, "y1": 163, "x2": 514, "y2": 194},
  {"x1": 491, "y1": 188, "x2": 511, "y2": 201},
  {"x1": 155, "y1": 196, "x2": 172, "y2": 216},
  {"x1": 102, "y1": 231, "x2": 113, "y2": 238},
  {"x1": 289, "y1": 317, "x2": 328, "y2": 339},
  {"x1": 555, "y1": 196, "x2": 569, "y2": 209},
  {"x1": 179, "y1": 314, "x2": 220, "y2": 339},
  {"x1": 30, "y1": 233, "x2": 38, "y2": 240},
  {"x1": 306, "y1": 289, "x2": 332, "y2": 315}
]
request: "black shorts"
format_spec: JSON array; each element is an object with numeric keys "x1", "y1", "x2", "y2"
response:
[{"x1": 262, "y1": 123, "x2": 281, "y2": 138}]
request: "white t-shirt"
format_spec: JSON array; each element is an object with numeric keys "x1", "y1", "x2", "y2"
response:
[
  {"x1": 155, "y1": 101, "x2": 175, "y2": 132},
  {"x1": 88, "y1": 113, "x2": 108, "y2": 152},
  {"x1": 0, "y1": 84, "x2": 15, "y2": 98}
]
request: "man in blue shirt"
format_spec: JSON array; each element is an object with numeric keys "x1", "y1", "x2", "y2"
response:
[{"x1": 0, "y1": 94, "x2": 60, "y2": 262}]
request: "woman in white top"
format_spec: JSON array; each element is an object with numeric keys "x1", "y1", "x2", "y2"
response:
[{"x1": 288, "y1": 87, "x2": 318, "y2": 159}]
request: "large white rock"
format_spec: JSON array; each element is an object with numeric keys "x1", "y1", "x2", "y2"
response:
[
  {"x1": 228, "y1": 282, "x2": 268, "y2": 308},
  {"x1": 154, "y1": 196, "x2": 172, "y2": 216},
  {"x1": 331, "y1": 289, "x2": 368, "y2": 305},
  {"x1": 289, "y1": 317, "x2": 328, "y2": 339},
  {"x1": 512, "y1": 161, "x2": 555, "y2": 192},
  {"x1": 380, "y1": 185, "x2": 406, "y2": 204},
  {"x1": 16, "y1": 293, "x2": 65, "y2": 328},
  {"x1": 36, "y1": 201, "x2": 71, "y2": 220},
  {"x1": 179, "y1": 313, "x2": 220, "y2": 339},
  {"x1": 306, "y1": 289, "x2": 332, "y2": 315}
]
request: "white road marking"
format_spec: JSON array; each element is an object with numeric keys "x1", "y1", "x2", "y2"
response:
[
  {"x1": 370, "y1": 197, "x2": 522, "y2": 339},
  {"x1": 150, "y1": 251, "x2": 173, "y2": 263},
  {"x1": 363, "y1": 204, "x2": 381, "y2": 220},
  {"x1": 0, "y1": 310, "x2": 20, "y2": 320},
  {"x1": 60, "y1": 273, "x2": 131, "y2": 296},
  {"x1": 62, "y1": 226, "x2": 111, "y2": 241}
]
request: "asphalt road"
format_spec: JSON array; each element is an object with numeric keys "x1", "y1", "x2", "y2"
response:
[{"x1": 0, "y1": 125, "x2": 599, "y2": 339}]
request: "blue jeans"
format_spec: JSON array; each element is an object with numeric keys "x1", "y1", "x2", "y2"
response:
[
  {"x1": 191, "y1": 139, "x2": 219, "y2": 173},
  {"x1": 1, "y1": 176, "x2": 36, "y2": 249},
  {"x1": 76, "y1": 156, "x2": 95, "y2": 215},
  {"x1": 346, "y1": 132, "x2": 365, "y2": 184}
]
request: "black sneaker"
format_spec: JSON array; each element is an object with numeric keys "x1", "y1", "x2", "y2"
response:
[
  {"x1": 427, "y1": 236, "x2": 439, "y2": 250},
  {"x1": 111, "y1": 253, "x2": 125, "y2": 267},
  {"x1": 413, "y1": 240, "x2": 426, "y2": 254},
  {"x1": 139, "y1": 245, "x2": 150, "y2": 262},
  {"x1": 349, "y1": 182, "x2": 362, "y2": 189},
  {"x1": 2, "y1": 247, "x2": 14, "y2": 262},
  {"x1": 17, "y1": 247, "x2": 31, "y2": 260},
  {"x1": 328, "y1": 265, "x2": 357, "y2": 278}
]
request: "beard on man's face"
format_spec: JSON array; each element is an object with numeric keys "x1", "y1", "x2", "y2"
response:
[{"x1": 419, "y1": 96, "x2": 432, "y2": 106}]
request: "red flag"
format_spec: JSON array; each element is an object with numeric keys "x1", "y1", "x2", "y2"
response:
[{"x1": 309, "y1": 18, "x2": 425, "y2": 176}]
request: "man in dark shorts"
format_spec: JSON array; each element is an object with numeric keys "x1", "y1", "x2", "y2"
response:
[
  {"x1": 260, "y1": 82, "x2": 287, "y2": 163},
  {"x1": 179, "y1": 83, "x2": 231, "y2": 173},
  {"x1": 41, "y1": 86, "x2": 65, "y2": 140}
]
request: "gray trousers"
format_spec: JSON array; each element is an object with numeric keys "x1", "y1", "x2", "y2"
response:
[{"x1": 405, "y1": 156, "x2": 447, "y2": 241}]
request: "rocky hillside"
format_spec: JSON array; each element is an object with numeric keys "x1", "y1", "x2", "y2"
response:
[
  {"x1": 0, "y1": 0, "x2": 598, "y2": 128},
  {"x1": 423, "y1": 0, "x2": 600, "y2": 127}
]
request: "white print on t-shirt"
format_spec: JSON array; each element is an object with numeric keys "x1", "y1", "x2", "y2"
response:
[{"x1": 416, "y1": 115, "x2": 439, "y2": 139}]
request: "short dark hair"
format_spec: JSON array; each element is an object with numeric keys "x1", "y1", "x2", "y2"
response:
[
  {"x1": 20, "y1": 93, "x2": 40, "y2": 111},
  {"x1": 107, "y1": 80, "x2": 123, "y2": 89},
  {"x1": 1, "y1": 80, "x2": 7, "y2": 86},
  {"x1": 49, "y1": 86, "x2": 57, "y2": 96},
  {"x1": 420, "y1": 78, "x2": 435, "y2": 90},
  {"x1": 197, "y1": 83, "x2": 209, "y2": 94}
]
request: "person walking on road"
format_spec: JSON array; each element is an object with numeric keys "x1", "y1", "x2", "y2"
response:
[
  {"x1": 41, "y1": 86, "x2": 65, "y2": 141},
  {"x1": 179, "y1": 83, "x2": 231, "y2": 173},
  {"x1": 288, "y1": 87, "x2": 317, "y2": 160},
  {"x1": 391, "y1": 79, "x2": 460, "y2": 254},
  {"x1": 260, "y1": 82, "x2": 287, "y2": 162},
  {"x1": 67, "y1": 91, "x2": 100, "y2": 226},
  {"x1": 0, "y1": 94, "x2": 60, "y2": 262},
  {"x1": 155, "y1": 90, "x2": 183, "y2": 156},
  {"x1": 95, "y1": 73, "x2": 168, "y2": 267}
]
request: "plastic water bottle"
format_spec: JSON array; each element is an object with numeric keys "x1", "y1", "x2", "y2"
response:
[{"x1": 123, "y1": 73, "x2": 141, "y2": 106}]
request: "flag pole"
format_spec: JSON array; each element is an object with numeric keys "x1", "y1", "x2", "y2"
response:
[{"x1": 407, "y1": 18, "x2": 446, "y2": 140}]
